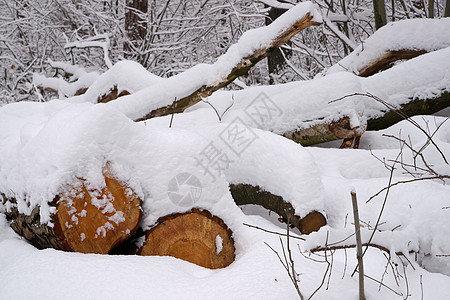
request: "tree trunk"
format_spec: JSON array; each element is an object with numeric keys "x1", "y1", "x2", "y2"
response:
[
  {"x1": 265, "y1": 7, "x2": 292, "y2": 84},
  {"x1": 138, "y1": 208, "x2": 235, "y2": 269},
  {"x1": 2, "y1": 171, "x2": 142, "y2": 254},
  {"x1": 372, "y1": 0, "x2": 387, "y2": 30},
  {"x1": 124, "y1": 0, "x2": 148, "y2": 56},
  {"x1": 445, "y1": 0, "x2": 450, "y2": 17},
  {"x1": 229, "y1": 184, "x2": 327, "y2": 235},
  {"x1": 428, "y1": 0, "x2": 434, "y2": 18}
]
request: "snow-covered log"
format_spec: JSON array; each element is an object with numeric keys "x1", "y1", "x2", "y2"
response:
[
  {"x1": 358, "y1": 49, "x2": 427, "y2": 77},
  {"x1": 138, "y1": 208, "x2": 235, "y2": 269},
  {"x1": 326, "y1": 18, "x2": 450, "y2": 76},
  {"x1": 2, "y1": 170, "x2": 142, "y2": 254},
  {"x1": 229, "y1": 184, "x2": 326, "y2": 234},
  {"x1": 133, "y1": 5, "x2": 321, "y2": 121},
  {"x1": 96, "y1": 2, "x2": 322, "y2": 121}
]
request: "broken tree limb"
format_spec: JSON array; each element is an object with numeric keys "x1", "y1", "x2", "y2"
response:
[
  {"x1": 229, "y1": 184, "x2": 326, "y2": 234},
  {"x1": 138, "y1": 208, "x2": 235, "y2": 269},
  {"x1": 282, "y1": 116, "x2": 365, "y2": 147},
  {"x1": 358, "y1": 49, "x2": 427, "y2": 77},
  {"x1": 2, "y1": 170, "x2": 142, "y2": 254},
  {"x1": 133, "y1": 7, "x2": 321, "y2": 122}
]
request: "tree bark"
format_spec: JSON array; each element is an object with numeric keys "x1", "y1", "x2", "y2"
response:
[
  {"x1": 229, "y1": 184, "x2": 327, "y2": 235},
  {"x1": 445, "y1": 0, "x2": 450, "y2": 17},
  {"x1": 367, "y1": 91, "x2": 450, "y2": 130},
  {"x1": 124, "y1": 0, "x2": 148, "y2": 56},
  {"x1": 372, "y1": 0, "x2": 387, "y2": 30},
  {"x1": 265, "y1": 7, "x2": 292, "y2": 84},
  {"x1": 2, "y1": 171, "x2": 142, "y2": 254},
  {"x1": 283, "y1": 116, "x2": 364, "y2": 147},
  {"x1": 358, "y1": 49, "x2": 427, "y2": 77},
  {"x1": 428, "y1": 0, "x2": 434, "y2": 18},
  {"x1": 138, "y1": 208, "x2": 235, "y2": 269}
]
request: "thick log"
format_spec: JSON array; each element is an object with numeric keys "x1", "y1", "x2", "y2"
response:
[
  {"x1": 358, "y1": 49, "x2": 427, "y2": 77},
  {"x1": 134, "y1": 12, "x2": 320, "y2": 122},
  {"x1": 229, "y1": 184, "x2": 326, "y2": 234},
  {"x1": 139, "y1": 208, "x2": 235, "y2": 269},
  {"x1": 2, "y1": 171, "x2": 142, "y2": 254}
]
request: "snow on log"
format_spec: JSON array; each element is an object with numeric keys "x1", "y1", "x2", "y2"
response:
[
  {"x1": 229, "y1": 184, "x2": 326, "y2": 234},
  {"x1": 362, "y1": 47, "x2": 450, "y2": 130},
  {"x1": 139, "y1": 208, "x2": 235, "y2": 269},
  {"x1": 2, "y1": 170, "x2": 142, "y2": 254},
  {"x1": 326, "y1": 18, "x2": 450, "y2": 76},
  {"x1": 357, "y1": 49, "x2": 427, "y2": 77},
  {"x1": 102, "y1": 2, "x2": 322, "y2": 121}
]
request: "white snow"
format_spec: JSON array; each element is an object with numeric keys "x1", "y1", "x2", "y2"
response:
[
  {"x1": 215, "y1": 235, "x2": 223, "y2": 255},
  {"x1": 326, "y1": 18, "x2": 450, "y2": 75},
  {"x1": 1, "y1": 8, "x2": 450, "y2": 300},
  {"x1": 97, "y1": 2, "x2": 322, "y2": 121}
]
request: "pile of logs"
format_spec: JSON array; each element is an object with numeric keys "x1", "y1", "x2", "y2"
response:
[
  {"x1": 1, "y1": 169, "x2": 326, "y2": 269},
  {"x1": 3, "y1": 5, "x2": 449, "y2": 270}
]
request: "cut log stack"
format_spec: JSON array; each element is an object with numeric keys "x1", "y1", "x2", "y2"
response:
[{"x1": 0, "y1": 4, "x2": 330, "y2": 270}]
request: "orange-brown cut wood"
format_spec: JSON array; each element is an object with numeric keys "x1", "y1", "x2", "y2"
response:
[
  {"x1": 55, "y1": 171, "x2": 142, "y2": 254},
  {"x1": 139, "y1": 209, "x2": 235, "y2": 269}
]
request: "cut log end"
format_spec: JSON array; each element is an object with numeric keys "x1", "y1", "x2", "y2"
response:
[
  {"x1": 299, "y1": 211, "x2": 327, "y2": 235},
  {"x1": 139, "y1": 208, "x2": 235, "y2": 269},
  {"x1": 54, "y1": 173, "x2": 142, "y2": 254}
]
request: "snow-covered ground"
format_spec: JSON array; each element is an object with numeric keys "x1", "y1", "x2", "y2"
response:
[
  {"x1": 1, "y1": 98, "x2": 449, "y2": 299},
  {"x1": 1, "y1": 3, "x2": 450, "y2": 299}
]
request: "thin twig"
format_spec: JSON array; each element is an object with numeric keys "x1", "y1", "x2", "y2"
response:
[{"x1": 243, "y1": 223, "x2": 305, "y2": 241}]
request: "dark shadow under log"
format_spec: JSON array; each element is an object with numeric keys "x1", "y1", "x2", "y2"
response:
[{"x1": 229, "y1": 184, "x2": 326, "y2": 235}]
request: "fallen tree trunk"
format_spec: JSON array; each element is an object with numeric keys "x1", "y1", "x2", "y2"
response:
[
  {"x1": 2, "y1": 171, "x2": 142, "y2": 254},
  {"x1": 229, "y1": 184, "x2": 327, "y2": 234},
  {"x1": 367, "y1": 91, "x2": 450, "y2": 130},
  {"x1": 133, "y1": 10, "x2": 321, "y2": 122},
  {"x1": 358, "y1": 49, "x2": 427, "y2": 77},
  {"x1": 138, "y1": 208, "x2": 235, "y2": 269}
]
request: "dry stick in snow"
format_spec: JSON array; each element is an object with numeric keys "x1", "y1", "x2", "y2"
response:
[
  {"x1": 134, "y1": 11, "x2": 321, "y2": 122},
  {"x1": 351, "y1": 189, "x2": 366, "y2": 300}
]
